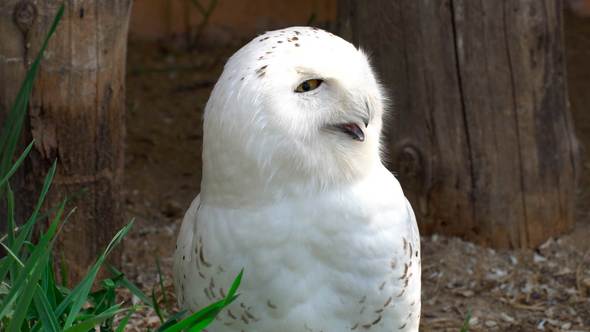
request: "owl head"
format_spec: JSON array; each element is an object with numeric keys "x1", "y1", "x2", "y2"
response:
[{"x1": 201, "y1": 27, "x2": 387, "y2": 200}]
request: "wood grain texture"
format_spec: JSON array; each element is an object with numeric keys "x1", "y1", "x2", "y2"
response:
[
  {"x1": 339, "y1": 0, "x2": 579, "y2": 248},
  {"x1": 0, "y1": 0, "x2": 132, "y2": 281}
]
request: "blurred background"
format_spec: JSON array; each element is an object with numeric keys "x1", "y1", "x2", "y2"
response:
[
  {"x1": 1, "y1": 0, "x2": 590, "y2": 330},
  {"x1": 123, "y1": 1, "x2": 590, "y2": 330}
]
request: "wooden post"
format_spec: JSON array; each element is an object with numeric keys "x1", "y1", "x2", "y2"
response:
[
  {"x1": 0, "y1": 0, "x2": 131, "y2": 280},
  {"x1": 339, "y1": 0, "x2": 579, "y2": 248}
]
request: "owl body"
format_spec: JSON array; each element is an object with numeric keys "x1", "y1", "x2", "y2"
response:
[{"x1": 174, "y1": 27, "x2": 421, "y2": 331}]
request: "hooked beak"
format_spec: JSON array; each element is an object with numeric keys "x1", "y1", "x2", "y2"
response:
[
  {"x1": 327, "y1": 100, "x2": 372, "y2": 142},
  {"x1": 332, "y1": 122, "x2": 366, "y2": 142}
]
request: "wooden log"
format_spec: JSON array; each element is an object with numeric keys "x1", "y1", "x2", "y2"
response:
[
  {"x1": 0, "y1": 0, "x2": 132, "y2": 281},
  {"x1": 338, "y1": 0, "x2": 579, "y2": 248}
]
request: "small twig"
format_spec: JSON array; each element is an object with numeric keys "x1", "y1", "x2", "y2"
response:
[
  {"x1": 188, "y1": 0, "x2": 218, "y2": 48},
  {"x1": 501, "y1": 298, "x2": 546, "y2": 311},
  {"x1": 190, "y1": 0, "x2": 206, "y2": 14},
  {"x1": 306, "y1": 12, "x2": 317, "y2": 26}
]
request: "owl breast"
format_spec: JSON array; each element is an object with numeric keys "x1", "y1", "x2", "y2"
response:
[{"x1": 174, "y1": 165, "x2": 421, "y2": 332}]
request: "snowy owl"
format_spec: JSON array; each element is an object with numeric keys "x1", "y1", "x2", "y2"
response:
[{"x1": 174, "y1": 27, "x2": 421, "y2": 331}]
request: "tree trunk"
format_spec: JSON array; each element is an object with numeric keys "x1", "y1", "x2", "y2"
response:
[
  {"x1": 0, "y1": 0, "x2": 131, "y2": 281},
  {"x1": 339, "y1": 0, "x2": 579, "y2": 248}
]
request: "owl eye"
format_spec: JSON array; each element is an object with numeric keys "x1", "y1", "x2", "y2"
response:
[{"x1": 295, "y1": 79, "x2": 323, "y2": 93}]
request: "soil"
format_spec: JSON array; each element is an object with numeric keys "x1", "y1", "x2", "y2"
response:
[{"x1": 121, "y1": 14, "x2": 590, "y2": 331}]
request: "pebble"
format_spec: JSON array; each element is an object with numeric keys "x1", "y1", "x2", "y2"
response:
[
  {"x1": 485, "y1": 320, "x2": 498, "y2": 328},
  {"x1": 501, "y1": 312, "x2": 516, "y2": 323}
]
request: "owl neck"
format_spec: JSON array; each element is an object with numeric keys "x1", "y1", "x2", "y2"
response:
[{"x1": 199, "y1": 132, "x2": 382, "y2": 207}]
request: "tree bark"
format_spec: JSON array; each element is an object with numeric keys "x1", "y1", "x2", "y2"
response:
[
  {"x1": 0, "y1": 0, "x2": 131, "y2": 281},
  {"x1": 339, "y1": 0, "x2": 579, "y2": 248}
]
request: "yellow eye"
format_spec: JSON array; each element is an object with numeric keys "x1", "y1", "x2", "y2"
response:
[{"x1": 295, "y1": 79, "x2": 323, "y2": 93}]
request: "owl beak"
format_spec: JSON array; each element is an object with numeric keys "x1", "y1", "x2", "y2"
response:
[
  {"x1": 327, "y1": 101, "x2": 371, "y2": 141},
  {"x1": 333, "y1": 123, "x2": 365, "y2": 142}
]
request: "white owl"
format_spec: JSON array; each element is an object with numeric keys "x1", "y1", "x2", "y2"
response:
[{"x1": 174, "y1": 27, "x2": 421, "y2": 332}]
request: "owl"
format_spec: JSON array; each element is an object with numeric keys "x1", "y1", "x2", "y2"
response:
[{"x1": 174, "y1": 26, "x2": 421, "y2": 332}]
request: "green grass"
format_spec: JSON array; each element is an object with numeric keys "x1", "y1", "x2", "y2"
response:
[
  {"x1": 459, "y1": 310, "x2": 471, "y2": 332},
  {"x1": 0, "y1": 3, "x2": 241, "y2": 331}
]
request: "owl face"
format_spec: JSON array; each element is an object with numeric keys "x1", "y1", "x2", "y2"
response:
[{"x1": 203, "y1": 27, "x2": 387, "y2": 188}]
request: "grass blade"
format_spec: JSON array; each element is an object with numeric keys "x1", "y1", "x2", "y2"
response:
[
  {"x1": 62, "y1": 305, "x2": 125, "y2": 332},
  {"x1": 57, "y1": 221, "x2": 134, "y2": 328},
  {"x1": 4, "y1": 202, "x2": 65, "y2": 331},
  {"x1": 23, "y1": 160, "x2": 58, "y2": 235},
  {"x1": 152, "y1": 287, "x2": 165, "y2": 323},
  {"x1": 0, "y1": 242, "x2": 25, "y2": 268},
  {"x1": 163, "y1": 269, "x2": 243, "y2": 332},
  {"x1": 5, "y1": 184, "x2": 18, "y2": 279},
  {"x1": 114, "y1": 306, "x2": 137, "y2": 332},
  {"x1": 0, "y1": 161, "x2": 57, "y2": 285},
  {"x1": 42, "y1": 255, "x2": 60, "y2": 310},
  {"x1": 6, "y1": 183, "x2": 15, "y2": 248},
  {"x1": 32, "y1": 284, "x2": 60, "y2": 332},
  {"x1": 156, "y1": 258, "x2": 168, "y2": 307},
  {"x1": 460, "y1": 310, "x2": 471, "y2": 332},
  {"x1": 6, "y1": 253, "x2": 51, "y2": 332},
  {"x1": 0, "y1": 200, "x2": 65, "y2": 322},
  {"x1": 108, "y1": 265, "x2": 152, "y2": 305},
  {"x1": 0, "y1": 3, "x2": 64, "y2": 185},
  {"x1": 0, "y1": 3, "x2": 64, "y2": 146},
  {"x1": 224, "y1": 269, "x2": 243, "y2": 306},
  {"x1": 0, "y1": 141, "x2": 34, "y2": 189},
  {"x1": 59, "y1": 250, "x2": 69, "y2": 287},
  {"x1": 155, "y1": 310, "x2": 187, "y2": 332},
  {"x1": 162, "y1": 295, "x2": 238, "y2": 332}
]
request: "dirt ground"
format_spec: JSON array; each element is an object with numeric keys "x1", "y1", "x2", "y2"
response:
[{"x1": 121, "y1": 15, "x2": 590, "y2": 331}]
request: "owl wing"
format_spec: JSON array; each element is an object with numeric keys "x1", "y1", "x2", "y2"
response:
[{"x1": 173, "y1": 194, "x2": 202, "y2": 308}]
